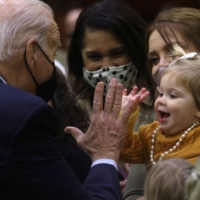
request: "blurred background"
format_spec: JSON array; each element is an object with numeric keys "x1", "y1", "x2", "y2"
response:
[
  {"x1": 42, "y1": 0, "x2": 200, "y2": 68},
  {"x1": 42, "y1": 0, "x2": 199, "y2": 63}
]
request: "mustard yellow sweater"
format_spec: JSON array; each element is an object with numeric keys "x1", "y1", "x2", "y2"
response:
[{"x1": 120, "y1": 109, "x2": 200, "y2": 168}]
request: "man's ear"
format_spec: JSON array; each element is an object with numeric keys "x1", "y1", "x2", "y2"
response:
[{"x1": 25, "y1": 39, "x2": 37, "y2": 71}]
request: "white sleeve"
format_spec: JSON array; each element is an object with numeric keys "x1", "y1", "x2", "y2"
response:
[{"x1": 91, "y1": 159, "x2": 118, "y2": 170}]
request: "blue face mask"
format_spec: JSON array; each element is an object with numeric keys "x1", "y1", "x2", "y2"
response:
[{"x1": 24, "y1": 43, "x2": 57, "y2": 102}]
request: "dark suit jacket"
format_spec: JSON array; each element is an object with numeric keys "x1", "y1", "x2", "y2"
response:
[
  {"x1": 60, "y1": 142, "x2": 92, "y2": 184},
  {"x1": 0, "y1": 81, "x2": 121, "y2": 200}
]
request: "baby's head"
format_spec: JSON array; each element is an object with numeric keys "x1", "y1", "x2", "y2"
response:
[
  {"x1": 154, "y1": 44, "x2": 200, "y2": 135},
  {"x1": 163, "y1": 57, "x2": 200, "y2": 110},
  {"x1": 145, "y1": 158, "x2": 194, "y2": 200}
]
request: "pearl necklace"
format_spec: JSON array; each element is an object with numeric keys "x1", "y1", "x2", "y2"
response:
[{"x1": 150, "y1": 121, "x2": 199, "y2": 165}]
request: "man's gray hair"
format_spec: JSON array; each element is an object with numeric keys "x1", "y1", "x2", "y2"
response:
[{"x1": 0, "y1": 0, "x2": 54, "y2": 62}]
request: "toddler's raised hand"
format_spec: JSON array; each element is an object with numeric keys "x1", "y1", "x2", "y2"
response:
[{"x1": 122, "y1": 86, "x2": 150, "y2": 113}]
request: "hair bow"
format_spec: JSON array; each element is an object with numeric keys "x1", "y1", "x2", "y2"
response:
[
  {"x1": 169, "y1": 52, "x2": 198, "y2": 67},
  {"x1": 179, "y1": 52, "x2": 198, "y2": 60}
]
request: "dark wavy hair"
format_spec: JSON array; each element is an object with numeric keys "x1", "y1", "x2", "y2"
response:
[
  {"x1": 51, "y1": 69, "x2": 90, "y2": 145},
  {"x1": 68, "y1": 0, "x2": 155, "y2": 106}
]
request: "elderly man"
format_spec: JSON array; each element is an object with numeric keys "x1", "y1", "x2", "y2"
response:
[{"x1": 0, "y1": 0, "x2": 145, "y2": 200}]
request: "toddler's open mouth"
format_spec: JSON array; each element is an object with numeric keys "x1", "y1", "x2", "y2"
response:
[{"x1": 159, "y1": 110, "x2": 171, "y2": 119}]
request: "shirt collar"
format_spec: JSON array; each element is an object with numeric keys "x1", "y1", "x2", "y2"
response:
[{"x1": 0, "y1": 76, "x2": 7, "y2": 84}]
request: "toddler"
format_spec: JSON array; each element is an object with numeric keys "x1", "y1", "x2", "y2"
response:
[{"x1": 120, "y1": 45, "x2": 200, "y2": 168}]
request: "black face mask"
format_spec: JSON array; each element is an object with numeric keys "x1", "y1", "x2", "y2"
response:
[{"x1": 24, "y1": 43, "x2": 57, "y2": 102}]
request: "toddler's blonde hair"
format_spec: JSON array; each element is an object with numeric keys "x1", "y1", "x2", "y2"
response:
[{"x1": 163, "y1": 43, "x2": 200, "y2": 109}]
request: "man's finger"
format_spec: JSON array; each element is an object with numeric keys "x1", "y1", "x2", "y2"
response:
[
  {"x1": 93, "y1": 82, "x2": 104, "y2": 114},
  {"x1": 64, "y1": 127, "x2": 84, "y2": 142},
  {"x1": 112, "y1": 83, "x2": 123, "y2": 117},
  {"x1": 104, "y1": 78, "x2": 118, "y2": 113}
]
